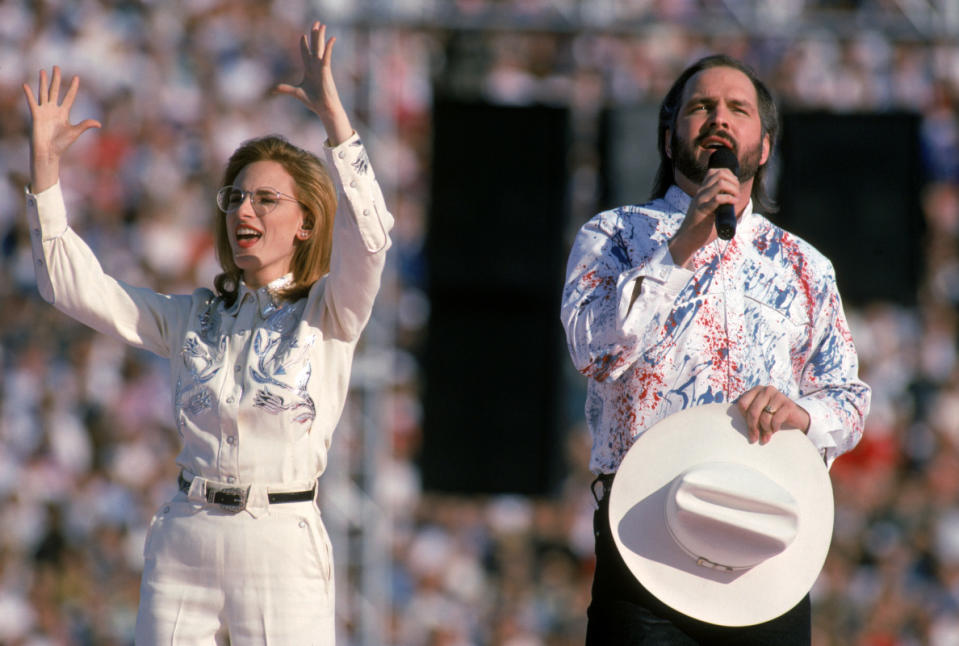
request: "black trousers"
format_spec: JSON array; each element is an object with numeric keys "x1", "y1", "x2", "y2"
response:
[{"x1": 586, "y1": 486, "x2": 811, "y2": 646}]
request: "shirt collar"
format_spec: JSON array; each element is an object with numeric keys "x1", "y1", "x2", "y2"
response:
[
  {"x1": 665, "y1": 185, "x2": 692, "y2": 215},
  {"x1": 233, "y1": 273, "x2": 294, "y2": 318},
  {"x1": 665, "y1": 184, "x2": 757, "y2": 237}
]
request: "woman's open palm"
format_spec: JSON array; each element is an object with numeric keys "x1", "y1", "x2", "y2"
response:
[
  {"x1": 23, "y1": 66, "x2": 101, "y2": 190},
  {"x1": 274, "y1": 22, "x2": 352, "y2": 146}
]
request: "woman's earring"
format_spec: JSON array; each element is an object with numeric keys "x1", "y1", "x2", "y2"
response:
[{"x1": 297, "y1": 229, "x2": 311, "y2": 240}]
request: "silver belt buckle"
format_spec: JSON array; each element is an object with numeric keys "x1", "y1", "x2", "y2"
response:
[{"x1": 207, "y1": 485, "x2": 249, "y2": 513}]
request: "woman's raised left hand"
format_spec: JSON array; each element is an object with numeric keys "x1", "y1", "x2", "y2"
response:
[{"x1": 274, "y1": 21, "x2": 353, "y2": 146}]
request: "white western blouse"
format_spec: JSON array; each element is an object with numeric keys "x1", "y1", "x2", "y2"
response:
[{"x1": 26, "y1": 133, "x2": 392, "y2": 513}]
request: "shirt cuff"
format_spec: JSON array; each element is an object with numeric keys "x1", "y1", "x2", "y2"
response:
[
  {"x1": 614, "y1": 246, "x2": 693, "y2": 364},
  {"x1": 25, "y1": 182, "x2": 68, "y2": 240},
  {"x1": 798, "y1": 397, "x2": 838, "y2": 455},
  {"x1": 618, "y1": 245, "x2": 692, "y2": 316},
  {"x1": 324, "y1": 130, "x2": 359, "y2": 151},
  {"x1": 641, "y1": 245, "x2": 693, "y2": 289},
  {"x1": 324, "y1": 133, "x2": 392, "y2": 254}
]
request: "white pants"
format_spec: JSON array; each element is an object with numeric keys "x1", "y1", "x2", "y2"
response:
[{"x1": 134, "y1": 491, "x2": 335, "y2": 645}]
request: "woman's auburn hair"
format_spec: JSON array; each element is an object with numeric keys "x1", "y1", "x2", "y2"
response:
[{"x1": 213, "y1": 135, "x2": 337, "y2": 307}]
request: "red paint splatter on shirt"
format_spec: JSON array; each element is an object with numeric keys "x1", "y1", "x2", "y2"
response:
[
  {"x1": 780, "y1": 234, "x2": 817, "y2": 324},
  {"x1": 613, "y1": 366, "x2": 665, "y2": 431},
  {"x1": 779, "y1": 233, "x2": 821, "y2": 381},
  {"x1": 581, "y1": 268, "x2": 603, "y2": 290},
  {"x1": 697, "y1": 301, "x2": 730, "y2": 391}
]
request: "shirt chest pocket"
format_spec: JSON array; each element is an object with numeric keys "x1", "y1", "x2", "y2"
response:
[{"x1": 743, "y1": 293, "x2": 814, "y2": 385}]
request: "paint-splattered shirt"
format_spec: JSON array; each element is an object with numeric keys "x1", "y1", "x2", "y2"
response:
[{"x1": 561, "y1": 186, "x2": 870, "y2": 474}]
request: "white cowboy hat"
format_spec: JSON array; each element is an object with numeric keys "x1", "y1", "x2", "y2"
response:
[{"x1": 608, "y1": 402, "x2": 834, "y2": 627}]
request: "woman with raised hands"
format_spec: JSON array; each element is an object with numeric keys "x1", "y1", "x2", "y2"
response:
[{"x1": 23, "y1": 21, "x2": 392, "y2": 645}]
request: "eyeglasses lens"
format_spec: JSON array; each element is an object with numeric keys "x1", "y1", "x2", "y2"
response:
[{"x1": 216, "y1": 187, "x2": 281, "y2": 214}]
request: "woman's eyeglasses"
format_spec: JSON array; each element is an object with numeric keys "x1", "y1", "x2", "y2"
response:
[{"x1": 216, "y1": 186, "x2": 300, "y2": 215}]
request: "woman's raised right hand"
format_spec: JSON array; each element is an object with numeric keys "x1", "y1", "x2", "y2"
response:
[{"x1": 23, "y1": 66, "x2": 101, "y2": 193}]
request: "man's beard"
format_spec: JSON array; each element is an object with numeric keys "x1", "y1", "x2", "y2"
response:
[{"x1": 672, "y1": 129, "x2": 763, "y2": 185}]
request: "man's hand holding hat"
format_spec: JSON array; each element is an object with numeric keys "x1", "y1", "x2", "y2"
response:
[
  {"x1": 609, "y1": 403, "x2": 833, "y2": 626},
  {"x1": 738, "y1": 385, "x2": 812, "y2": 445}
]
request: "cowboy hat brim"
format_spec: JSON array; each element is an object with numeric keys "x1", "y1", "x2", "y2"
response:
[{"x1": 609, "y1": 403, "x2": 834, "y2": 627}]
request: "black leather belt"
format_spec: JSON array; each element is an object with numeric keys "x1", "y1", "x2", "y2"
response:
[
  {"x1": 591, "y1": 473, "x2": 616, "y2": 505},
  {"x1": 178, "y1": 472, "x2": 314, "y2": 513}
]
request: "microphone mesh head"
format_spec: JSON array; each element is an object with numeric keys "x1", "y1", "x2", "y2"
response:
[{"x1": 708, "y1": 147, "x2": 739, "y2": 172}]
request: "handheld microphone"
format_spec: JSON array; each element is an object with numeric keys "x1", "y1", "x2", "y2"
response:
[{"x1": 708, "y1": 147, "x2": 739, "y2": 241}]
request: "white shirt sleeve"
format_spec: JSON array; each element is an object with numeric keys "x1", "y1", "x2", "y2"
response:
[
  {"x1": 26, "y1": 182, "x2": 192, "y2": 358},
  {"x1": 310, "y1": 133, "x2": 394, "y2": 341}
]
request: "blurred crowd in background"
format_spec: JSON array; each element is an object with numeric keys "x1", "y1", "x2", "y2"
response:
[{"x1": 2, "y1": 0, "x2": 959, "y2": 644}]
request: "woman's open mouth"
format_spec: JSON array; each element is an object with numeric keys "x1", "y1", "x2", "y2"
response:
[{"x1": 235, "y1": 225, "x2": 263, "y2": 249}]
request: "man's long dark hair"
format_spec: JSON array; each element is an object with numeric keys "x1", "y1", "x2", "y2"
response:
[{"x1": 651, "y1": 54, "x2": 780, "y2": 213}]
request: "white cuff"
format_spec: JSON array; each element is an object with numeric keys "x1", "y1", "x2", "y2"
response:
[{"x1": 798, "y1": 397, "x2": 838, "y2": 457}]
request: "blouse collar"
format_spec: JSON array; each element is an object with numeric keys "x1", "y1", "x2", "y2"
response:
[{"x1": 232, "y1": 273, "x2": 294, "y2": 318}]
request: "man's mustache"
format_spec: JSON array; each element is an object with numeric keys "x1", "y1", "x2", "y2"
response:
[{"x1": 695, "y1": 129, "x2": 736, "y2": 152}]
